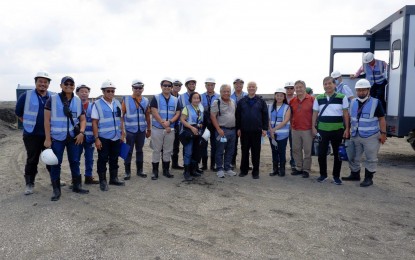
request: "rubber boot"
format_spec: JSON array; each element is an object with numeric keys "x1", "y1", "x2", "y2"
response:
[
  {"x1": 109, "y1": 170, "x2": 125, "y2": 186},
  {"x1": 201, "y1": 156, "x2": 208, "y2": 170},
  {"x1": 342, "y1": 170, "x2": 361, "y2": 181},
  {"x1": 183, "y1": 165, "x2": 193, "y2": 181},
  {"x1": 136, "y1": 161, "x2": 147, "y2": 178},
  {"x1": 171, "y1": 155, "x2": 184, "y2": 170},
  {"x1": 279, "y1": 161, "x2": 286, "y2": 177},
  {"x1": 162, "y1": 161, "x2": 174, "y2": 178},
  {"x1": 191, "y1": 162, "x2": 201, "y2": 177},
  {"x1": 51, "y1": 179, "x2": 61, "y2": 201},
  {"x1": 98, "y1": 172, "x2": 108, "y2": 191},
  {"x1": 124, "y1": 163, "x2": 131, "y2": 180},
  {"x1": 269, "y1": 161, "x2": 279, "y2": 176},
  {"x1": 24, "y1": 175, "x2": 33, "y2": 195},
  {"x1": 72, "y1": 175, "x2": 89, "y2": 194},
  {"x1": 151, "y1": 162, "x2": 159, "y2": 180},
  {"x1": 360, "y1": 169, "x2": 374, "y2": 187}
]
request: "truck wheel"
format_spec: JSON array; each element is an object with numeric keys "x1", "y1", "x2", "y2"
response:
[{"x1": 408, "y1": 130, "x2": 415, "y2": 151}]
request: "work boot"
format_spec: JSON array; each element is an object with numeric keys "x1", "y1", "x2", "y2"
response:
[
  {"x1": 136, "y1": 161, "x2": 147, "y2": 178},
  {"x1": 162, "y1": 161, "x2": 174, "y2": 178},
  {"x1": 190, "y1": 162, "x2": 201, "y2": 177},
  {"x1": 342, "y1": 170, "x2": 361, "y2": 181},
  {"x1": 124, "y1": 163, "x2": 131, "y2": 180},
  {"x1": 151, "y1": 162, "x2": 159, "y2": 180},
  {"x1": 109, "y1": 170, "x2": 125, "y2": 186},
  {"x1": 183, "y1": 165, "x2": 193, "y2": 181},
  {"x1": 279, "y1": 161, "x2": 286, "y2": 177},
  {"x1": 98, "y1": 172, "x2": 109, "y2": 191},
  {"x1": 171, "y1": 155, "x2": 184, "y2": 170},
  {"x1": 202, "y1": 156, "x2": 208, "y2": 170},
  {"x1": 51, "y1": 179, "x2": 61, "y2": 201},
  {"x1": 72, "y1": 175, "x2": 89, "y2": 194},
  {"x1": 84, "y1": 176, "x2": 99, "y2": 185},
  {"x1": 360, "y1": 169, "x2": 374, "y2": 187},
  {"x1": 24, "y1": 175, "x2": 33, "y2": 195},
  {"x1": 269, "y1": 161, "x2": 279, "y2": 176}
]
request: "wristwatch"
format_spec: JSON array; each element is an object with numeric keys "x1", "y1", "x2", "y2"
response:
[{"x1": 380, "y1": 131, "x2": 387, "y2": 135}]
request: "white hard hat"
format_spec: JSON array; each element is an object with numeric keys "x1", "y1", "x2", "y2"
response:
[
  {"x1": 160, "y1": 77, "x2": 173, "y2": 85},
  {"x1": 205, "y1": 77, "x2": 216, "y2": 84},
  {"x1": 362, "y1": 52, "x2": 374, "y2": 63},
  {"x1": 34, "y1": 71, "x2": 51, "y2": 81},
  {"x1": 274, "y1": 88, "x2": 286, "y2": 94},
  {"x1": 355, "y1": 79, "x2": 371, "y2": 89},
  {"x1": 284, "y1": 81, "x2": 295, "y2": 88},
  {"x1": 132, "y1": 79, "x2": 144, "y2": 86},
  {"x1": 40, "y1": 148, "x2": 59, "y2": 165},
  {"x1": 185, "y1": 77, "x2": 197, "y2": 85},
  {"x1": 201, "y1": 128, "x2": 210, "y2": 141},
  {"x1": 331, "y1": 70, "x2": 342, "y2": 78},
  {"x1": 101, "y1": 80, "x2": 116, "y2": 89}
]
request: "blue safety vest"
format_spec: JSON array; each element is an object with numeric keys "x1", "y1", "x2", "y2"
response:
[
  {"x1": 50, "y1": 94, "x2": 82, "y2": 141},
  {"x1": 201, "y1": 92, "x2": 220, "y2": 111},
  {"x1": 364, "y1": 60, "x2": 387, "y2": 85},
  {"x1": 350, "y1": 97, "x2": 380, "y2": 138},
  {"x1": 268, "y1": 103, "x2": 290, "y2": 140},
  {"x1": 84, "y1": 102, "x2": 95, "y2": 143},
  {"x1": 94, "y1": 98, "x2": 122, "y2": 140},
  {"x1": 123, "y1": 96, "x2": 148, "y2": 133},
  {"x1": 152, "y1": 94, "x2": 178, "y2": 129},
  {"x1": 230, "y1": 91, "x2": 247, "y2": 105},
  {"x1": 23, "y1": 90, "x2": 52, "y2": 133}
]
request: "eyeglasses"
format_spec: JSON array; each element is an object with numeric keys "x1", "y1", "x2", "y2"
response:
[
  {"x1": 133, "y1": 86, "x2": 143, "y2": 90},
  {"x1": 173, "y1": 84, "x2": 182, "y2": 87},
  {"x1": 162, "y1": 84, "x2": 172, "y2": 88},
  {"x1": 285, "y1": 87, "x2": 294, "y2": 90},
  {"x1": 64, "y1": 82, "x2": 74, "y2": 86},
  {"x1": 105, "y1": 89, "x2": 115, "y2": 93}
]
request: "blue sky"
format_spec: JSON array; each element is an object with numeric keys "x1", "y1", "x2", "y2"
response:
[{"x1": 0, "y1": 0, "x2": 412, "y2": 100}]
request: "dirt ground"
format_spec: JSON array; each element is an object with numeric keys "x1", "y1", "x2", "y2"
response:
[{"x1": 0, "y1": 101, "x2": 414, "y2": 260}]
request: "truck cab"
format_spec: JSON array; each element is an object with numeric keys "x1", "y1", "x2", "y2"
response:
[{"x1": 329, "y1": 5, "x2": 415, "y2": 150}]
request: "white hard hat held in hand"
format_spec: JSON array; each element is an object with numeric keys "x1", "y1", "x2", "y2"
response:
[{"x1": 40, "y1": 149, "x2": 59, "y2": 165}]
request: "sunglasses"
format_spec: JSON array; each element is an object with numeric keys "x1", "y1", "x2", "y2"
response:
[
  {"x1": 173, "y1": 84, "x2": 182, "y2": 87},
  {"x1": 285, "y1": 87, "x2": 294, "y2": 90},
  {"x1": 105, "y1": 89, "x2": 115, "y2": 93},
  {"x1": 133, "y1": 86, "x2": 144, "y2": 90},
  {"x1": 64, "y1": 82, "x2": 74, "y2": 86},
  {"x1": 162, "y1": 84, "x2": 172, "y2": 88}
]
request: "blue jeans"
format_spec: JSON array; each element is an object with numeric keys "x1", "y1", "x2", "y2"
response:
[
  {"x1": 269, "y1": 137, "x2": 288, "y2": 164},
  {"x1": 78, "y1": 141, "x2": 94, "y2": 177},
  {"x1": 50, "y1": 140, "x2": 81, "y2": 181},
  {"x1": 215, "y1": 128, "x2": 236, "y2": 171},
  {"x1": 125, "y1": 130, "x2": 146, "y2": 164},
  {"x1": 183, "y1": 136, "x2": 202, "y2": 165},
  {"x1": 97, "y1": 138, "x2": 121, "y2": 174}
]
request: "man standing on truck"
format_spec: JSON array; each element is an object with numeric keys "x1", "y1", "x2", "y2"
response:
[
  {"x1": 343, "y1": 79, "x2": 386, "y2": 187},
  {"x1": 350, "y1": 52, "x2": 388, "y2": 110},
  {"x1": 331, "y1": 70, "x2": 354, "y2": 101}
]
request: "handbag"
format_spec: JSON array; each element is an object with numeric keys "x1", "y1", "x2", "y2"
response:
[{"x1": 179, "y1": 127, "x2": 194, "y2": 145}]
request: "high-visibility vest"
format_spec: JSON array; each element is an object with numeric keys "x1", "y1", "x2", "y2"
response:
[
  {"x1": 152, "y1": 94, "x2": 178, "y2": 129},
  {"x1": 350, "y1": 97, "x2": 380, "y2": 138},
  {"x1": 22, "y1": 90, "x2": 52, "y2": 133},
  {"x1": 94, "y1": 98, "x2": 122, "y2": 140},
  {"x1": 268, "y1": 103, "x2": 290, "y2": 140},
  {"x1": 50, "y1": 94, "x2": 82, "y2": 141},
  {"x1": 123, "y1": 96, "x2": 148, "y2": 133}
]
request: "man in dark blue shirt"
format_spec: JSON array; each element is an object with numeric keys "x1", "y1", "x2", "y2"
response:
[{"x1": 15, "y1": 71, "x2": 53, "y2": 195}]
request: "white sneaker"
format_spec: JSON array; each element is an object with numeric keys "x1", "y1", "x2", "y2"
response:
[
  {"x1": 217, "y1": 170, "x2": 225, "y2": 178},
  {"x1": 225, "y1": 169, "x2": 237, "y2": 176}
]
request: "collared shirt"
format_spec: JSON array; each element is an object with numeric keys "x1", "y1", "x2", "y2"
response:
[
  {"x1": 91, "y1": 97, "x2": 115, "y2": 119},
  {"x1": 289, "y1": 94, "x2": 314, "y2": 130},
  {"x1": 210, "y1": 98, "x2": 236, "y2": 128}
]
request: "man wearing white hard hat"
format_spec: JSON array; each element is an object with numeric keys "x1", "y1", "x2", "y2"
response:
[
  {"x1": 121, "y1": 79, "x2": 151, "y2": 180},
  {"x1": 284, "y1": 81, "x2": 297, "y2": 171},
  {"x1": 149, "y1": 77, "x2": 181, "y2": 180},
  {"x1": 15, "y1": 71, "x2": 55, "y2": 195},
  {"x1": 170, "y1": 79, "x2": 184, "y2": 170},
  {"x1": 345, "y1": 79, "x2": 386, "y2": 187},
  {"x1": 91, "y1": 80, "x2": 125, "y2": 191},
  {"x1": 200, "y1": 77, "x2": 220, "y2": 171},
  {"x1": 331, "y1": 70, "x2": 354, "y2": 101},
  {"x1": 350, "y1": 52, "x2": 388, "y2": 109}
]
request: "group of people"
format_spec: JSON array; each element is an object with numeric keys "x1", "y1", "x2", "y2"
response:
[{"x1": 15, "y1": 52, "x2": 387, "y2": 201}]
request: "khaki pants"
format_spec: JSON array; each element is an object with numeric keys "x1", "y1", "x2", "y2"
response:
[
  {"x1": 151, "y1": 127, "x2": 175, "y2": 163},
  {"x1": 292, "y1": 129, "x2": 313, "y2": 172},
  {"x1": 348, "y1": 133, "x2": 381, "y2": 173}
]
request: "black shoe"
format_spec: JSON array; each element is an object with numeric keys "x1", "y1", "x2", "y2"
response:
[
  {"x1": 136, "y1": 161, "x2": 147, "y2": 178},
  {"x1": 291, "y1": 169, "x2": 303, "y2": 176},
  {"x1": 360, "y1": 169, "x2": 374, "y2": 187},
  {"x1": 151, "y1": 162, "x2": 159, "y2": 180},
  {"x1": 239, "y1": 172, "x2": 248, "y2": 177},
  {"x1": 190, "y1": 163, "x2": 201, "y2": 177},
  {"x1": 85, "y1": 176, "x2": 99, "y2": 184},
  {"x1": 183, "y1": 165, "x2": 193, "y2": 181},
  {"x1": 302, "y1": 171, "x2": 310, "y2": 178},
  {"x1": 109, "y1": 170, "x2": 125, "y2": 186},
  {"x1": 252, "y1": 174, "x2": 259, "y2": 179},
  {"x1": 72, "y1": 175, "x2": 89, "y2": 194},
  {"x1": 124, "y1": 173, "x2": 131, "y2": 180},
  {"x1": 124, "y1": 163, "x2": 131, "y2": 180},
  {"x1": 269, "y1": 162, "x2": 279, "y2": 176},
  {"x1": 342, "y1": 170, "x2": 361, "y2": 181},
  {"x1": 51, "y1": 179, "x2": 61, "y2": 201},
  {"x1": 98, "y1": 172, "x2": 108, "y2": 191},
  {"x1": 162, "y1": 162, "x2": 174, "y2": 178}
]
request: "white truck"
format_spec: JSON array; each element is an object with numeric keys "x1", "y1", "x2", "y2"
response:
[{"x1": 329, "y1": 5, "x2": 415, "y2": 150}]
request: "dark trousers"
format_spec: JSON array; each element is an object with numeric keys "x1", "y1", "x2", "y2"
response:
[
  {"x1": 50, "y1": 139, "x2": 80, "y2": 181},
  {"x1": 288, "y1": 130, "x2": 295, "y2": 167},
  {"x1": 172, "y1": 125, "x2": 182, "y2": 158},
  {"x1": 23, "y1": 135, "x2": 50, "y2": 178},
  {"x1": 318, "y1": 129, "x2": 344, "y2": 178},
  {"x1": 97, "y1": 138, "x2": 121, "y2": 174},
  {"x1": 371, "y1": 82, "x2": 387, "y2": 110},
  {"x1": 269, "y1": 137, "x2": 288, "y2": 164},
  {"x1": 232, "y1": 135, "x2": 239, "y2": 165},
  {"x1": 240, "y1": 131, "x2": 262, "y2": 175},
  {"x1": 201, "y1": 124, "x2": 216, "y2": 165},
  {"x1": 125, "y1": 130, "x2": 145, "y2": 164}
]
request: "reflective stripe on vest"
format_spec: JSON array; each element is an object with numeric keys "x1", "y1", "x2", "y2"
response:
[
  {"x1": 152, "y1": 94, "x2": 178, "y2": 128},
  {"x1": 201, "y1": 93, "x2": 220, "y2": 111},
  {"x1": 364, "y1": 60, "x2": 386, "y2": 85},
  {"x1": 95, "y1": 99, "x2": 122, "y2": 139},
  {"x1": 23, "y1": 90, "x2": 52, "y2": 133},
  {"x1": 50, "y1": 95, "x2": 82, "y2": 141},
  {"x1": 84, "y1": 102, "x2": 94, "y2": 143},
  {"x1": 124, "y1": 96, "x2": 148, "y2": 133},
  {"x1": 350, "y1": 97, "x2": 379, "y2": 138},
  {"x1": 268, "y1": 103, "x2": 290, "y2": 140}
]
